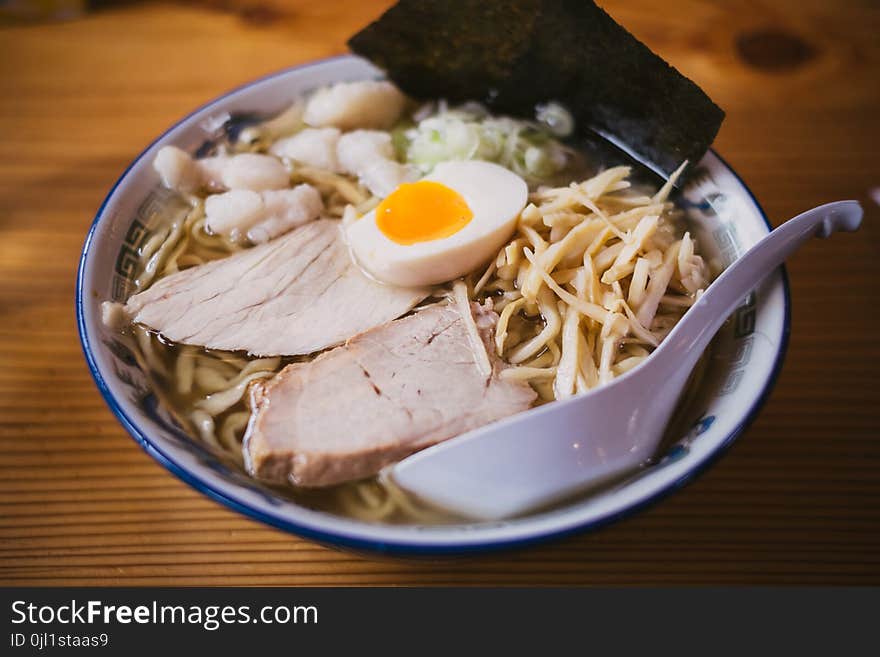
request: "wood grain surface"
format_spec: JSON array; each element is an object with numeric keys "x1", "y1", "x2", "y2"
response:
[{"x1": 1, "y1": 0, "x2": 878, "y2": 586}]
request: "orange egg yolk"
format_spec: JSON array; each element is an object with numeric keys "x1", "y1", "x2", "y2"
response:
[{"x1": 376, "y1": 181, "x2": 473, "y2": 245}]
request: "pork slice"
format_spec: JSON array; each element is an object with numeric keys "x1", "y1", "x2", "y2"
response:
[
  {"x1": 124, "y1": 219, "x2": 429, "y2": 356},
  {"x1": 243, "y1": 303, "x2": 537, "y2": 487}
]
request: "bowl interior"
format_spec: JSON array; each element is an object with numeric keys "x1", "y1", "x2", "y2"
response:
[{"x1": 77, "y1": 55, "x2": 789, "y2": 554}]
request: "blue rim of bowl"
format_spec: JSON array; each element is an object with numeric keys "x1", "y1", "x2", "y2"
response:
[{"x1": 76, "y1": 56, "x2": 792, "y2": 556}]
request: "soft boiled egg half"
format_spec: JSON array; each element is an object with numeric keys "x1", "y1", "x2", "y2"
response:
[{"x1": 346, "y1": 160, "x2": 528, "y2": 287}]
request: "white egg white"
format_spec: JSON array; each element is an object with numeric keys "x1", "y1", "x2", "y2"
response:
[{"x1": 346, "y1": 160, "x2": 528, "y2": 287}]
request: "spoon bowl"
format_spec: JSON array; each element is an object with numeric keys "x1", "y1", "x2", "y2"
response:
[{"x1": 392, "y1": 201, "x2": 863, "y2": 520}]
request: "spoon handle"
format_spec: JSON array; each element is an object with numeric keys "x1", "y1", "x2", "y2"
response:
[{"x1": 658, "y1": 200, "x2": 863, "y2": 366}]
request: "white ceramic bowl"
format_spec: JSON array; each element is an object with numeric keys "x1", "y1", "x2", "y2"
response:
[{"x1": 77, "y1": 55, "x2": 790, "y2": 555}]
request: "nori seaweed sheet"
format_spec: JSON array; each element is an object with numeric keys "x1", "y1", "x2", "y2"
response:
[{"x1": 348, "y1": 0, "x2": 724, "y2": 179}]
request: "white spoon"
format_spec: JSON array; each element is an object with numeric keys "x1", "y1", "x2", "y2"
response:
[{"x1": 390, "y1": 200, "x2": 863, "y2": 520}]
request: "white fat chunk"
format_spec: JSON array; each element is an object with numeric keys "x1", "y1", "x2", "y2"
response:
[
  {"x1": 100, "y1": 301, "x2": 129, "y2": 331},
  {"x1": 204, "y1": 184, "x2": 323, "y2": 243},
  {"x1": 153, "y1": 145, "x2": 202, "y2": 192},
  {"x1": 270, "y1": 128, "x2": 342, "y2": 172},
  {"x1": 303, "y1": 80, "x2": 406, "y2": 130},
  {"x1": 337, "y1": 130, "x2": 418, "y2": 198},
  {"x1": 358, "y1": 159, "x2": 418, "y2": 198},
  {"x1": 200, "y1": 153, "x2": 289, "y2": 191},
  {"x1": 204, "y1": 190, "x2": 264, "y2": 236},
  {"x1": 153, "y1": 146, "x2": 289, "y2": 193},
  {"x1": 337, "y1": 130, "x2": 395, "y2": 172}
]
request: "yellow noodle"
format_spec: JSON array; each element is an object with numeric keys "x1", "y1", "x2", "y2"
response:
[
  {"x1": 613, "y1": 355, "x2": 647, "y2": 376},
  {"x1": 499, "y1": 366, "x2": 557, "y2": 381},
  {"x1": 636, "y1": 241, "x2": 682, "y2": 329},
  {"x1": 133, "y1": 326, "x2": 169, "y2": 377},
  {"x1": 473, "y1": 258, "x2": 497, "y2": 295},
  {"x1": 453, "y1": 280, "x2": 491, "y2": 377},
  {"x1": 525, "y1": 348, "x2": 556, "y2": 369},
  {"x1": 522, "y1": 249, "x2": 610, "y2": 324},
  {"x1": 196, "y1": 371, "x2": 277, "y2": 416},
  {"x1": 194, "y1": 364, "x2": 234, "y2": 393},
  {"x1": 294, "y1": 165, "x2": 369, "y2": 205},
  {"x1": 576, "y1": 326, "x2": 599, "y2": 391},
  {"x1": 220, "y1": 412, "x2": 250, "y2": 454},
  {"x1": 554, "y1": 303, "x2": 581, "y2": 399},
  {"x1": 175, "y1": 346, "x2": 197, "y2": 395},
  {"x1": 508, "y1": 288, "x2": 562, "y2": 364},
  {"x1": 628, "y1": 257, "x2": 651, "y2": 309},
  {"x1": 495, "y1": 298, "x2": 525, "y2": 356},
  {"x1": 191, "y1": 409, "x2": 220, "y2": 448},
  {"x1": 602, "y1": 214, "x2": 659, "y2": 283}
]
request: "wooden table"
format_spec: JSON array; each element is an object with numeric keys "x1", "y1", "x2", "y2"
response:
[{"x1": 1, "y1": 0, "x2": 878, "y2": 586}]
